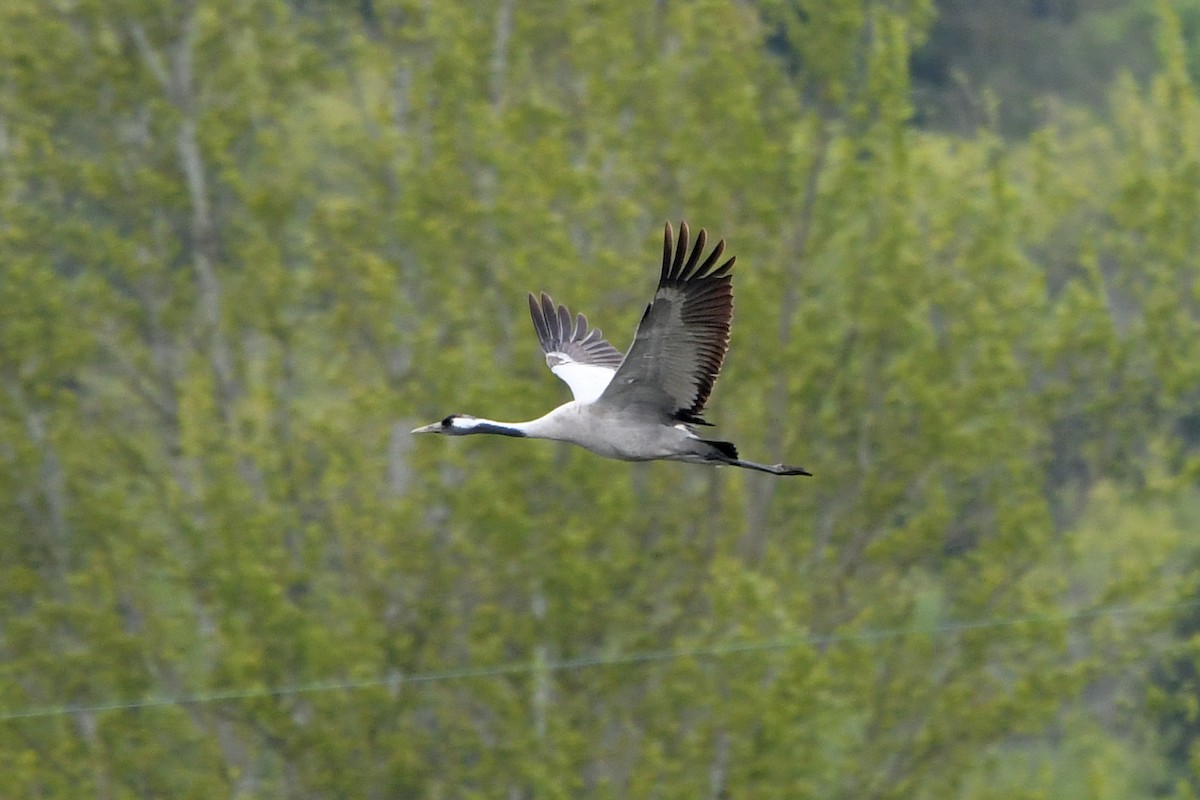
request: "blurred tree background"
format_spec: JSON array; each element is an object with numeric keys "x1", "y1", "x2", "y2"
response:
[{"x1": 1, "y1": 0, "x2": 1198, "y2": 796}]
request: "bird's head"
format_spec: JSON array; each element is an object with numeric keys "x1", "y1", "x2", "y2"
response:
[
  {"x1": 411, "y1": 414, "x2": 480, "y2": 435},
  {"x1": 411, "y1": 414, "x2": 528, "y2": 438}
]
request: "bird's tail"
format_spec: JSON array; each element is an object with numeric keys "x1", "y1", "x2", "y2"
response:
[{"x1": 699, "y1": 439, "x2": 812, "y2": 477}]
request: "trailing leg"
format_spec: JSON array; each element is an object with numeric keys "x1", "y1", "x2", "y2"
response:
[{"x1": 699, "y1": 439, "x2": 812, "y2": 477}]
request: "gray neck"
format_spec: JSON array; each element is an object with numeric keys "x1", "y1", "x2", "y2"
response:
[
  {"x1": 471, "y1": 421, "x2": 528, "y2": 437},
  {"x1": 457, "y1": 408, "x2": 571, "y2": 440}
]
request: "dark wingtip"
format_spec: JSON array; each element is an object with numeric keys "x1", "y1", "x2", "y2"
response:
[
  {"x1": 693, "y1": 238, "x2": 726, "y2": 277},
  {"x1": 662, "y1": 221, "x2": 674, "y2": 280},
  {"x1": 711, "y1": 255, "x2": 736, "y2": 278},
  {"x1": 528, "y1": 292, "x2": 548, "y2": 342},
  {"x1": 658, "y1": 223, "x2": 735, "y2": 283},
  {"x1": 541, "y1": 292, "x2": 558, "y2": 335},
  {"x1": 556, "y1": 303, "x2": 572, "y2": 340},
  {"x1": 671, "y1": 220, "x2": 689, "y2": 276},
  {"x1": 680, "y1": 227, "x2": 708, "y2": 279}
]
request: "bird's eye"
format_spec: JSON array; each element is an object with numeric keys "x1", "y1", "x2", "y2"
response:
[{"x1": 441, "y1": 415, "x2": 455, "y2": 427}]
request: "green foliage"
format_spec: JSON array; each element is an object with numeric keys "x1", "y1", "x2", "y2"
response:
[
  {"x1": 1, "y1": 0, "x2": 1198, "y2": 796},
  {"x1": 910, "y1": 0, "x2": 1200, "y2": 135}
]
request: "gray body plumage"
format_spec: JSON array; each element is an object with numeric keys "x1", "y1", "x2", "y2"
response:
[
  {"x1": 517, "y1": 402, "x2": 707, "y2": 462},
  {"x1": 413, "y1": 222, "x2": 811, "y2": 477}
]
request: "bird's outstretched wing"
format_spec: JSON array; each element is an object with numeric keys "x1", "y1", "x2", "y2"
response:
[
  {"x1": 599, "y1": 221, "x2": 734, "y2": 424},
  {"x1": 528, "y1": 292, "x2": 624, "y2": 403}
]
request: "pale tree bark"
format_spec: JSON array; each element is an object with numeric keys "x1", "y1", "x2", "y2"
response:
[
  {"x1": 490, "y1": 0, "x2": 515, "y2": 108},
  {"x1": 6, "y1": 384, "x2": 70, "y2": 582},
  {"x1": 707, "y1": 728, "x2": 731, "y2": 800},
  {"x1": 74, "y1": 710, "x2": 114, "y2": 800},
  {"x1": 531, "y1": 584, "x2": 550, "y2": 743},
  {"x1": 130, "y1": 13, "x2": 238, "y2": 422},
  {"x1": 129, "y1": 11, "x2": 267, "y2": 794}
]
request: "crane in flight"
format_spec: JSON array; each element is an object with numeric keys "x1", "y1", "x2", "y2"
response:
[{"x1": 413, "y1": 222, "x2": 811, "y2": 476}]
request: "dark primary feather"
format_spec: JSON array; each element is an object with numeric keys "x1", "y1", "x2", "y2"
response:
[
  {"x1": 600, "y1": 221, "x2": 735, "y2": 420},
  {"x1": 527, "y1": 292, "x2": 624, "y2": 370}
]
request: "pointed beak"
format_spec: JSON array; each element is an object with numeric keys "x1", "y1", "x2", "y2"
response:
[{"x1": 411, "y1": 422, "x2": 443, "y2": 434}]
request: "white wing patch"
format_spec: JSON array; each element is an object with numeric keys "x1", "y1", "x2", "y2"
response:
[
  {"x1": 528, "y1": 292, "x2": 625, "y2": 403},
  {"x1": 550, "y1": 361, "x2": 617, "y2": 404}
]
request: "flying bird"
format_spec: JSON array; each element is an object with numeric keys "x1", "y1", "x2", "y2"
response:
[{"x1": 412, "y1": 222, "x2": 811, "y2": 476}]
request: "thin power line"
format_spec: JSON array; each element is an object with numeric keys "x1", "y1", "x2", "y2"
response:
[{"x1": 1, "y1": 597, "x2": 1193, "y2": 723}]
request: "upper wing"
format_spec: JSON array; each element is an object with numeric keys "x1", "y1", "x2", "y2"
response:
[
  {"x1": 599, "y1": 221, "x2": 734, "y2": 423},
  {"x1": 527, "y1": 292, "x2": 624, "y2": 403}
]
